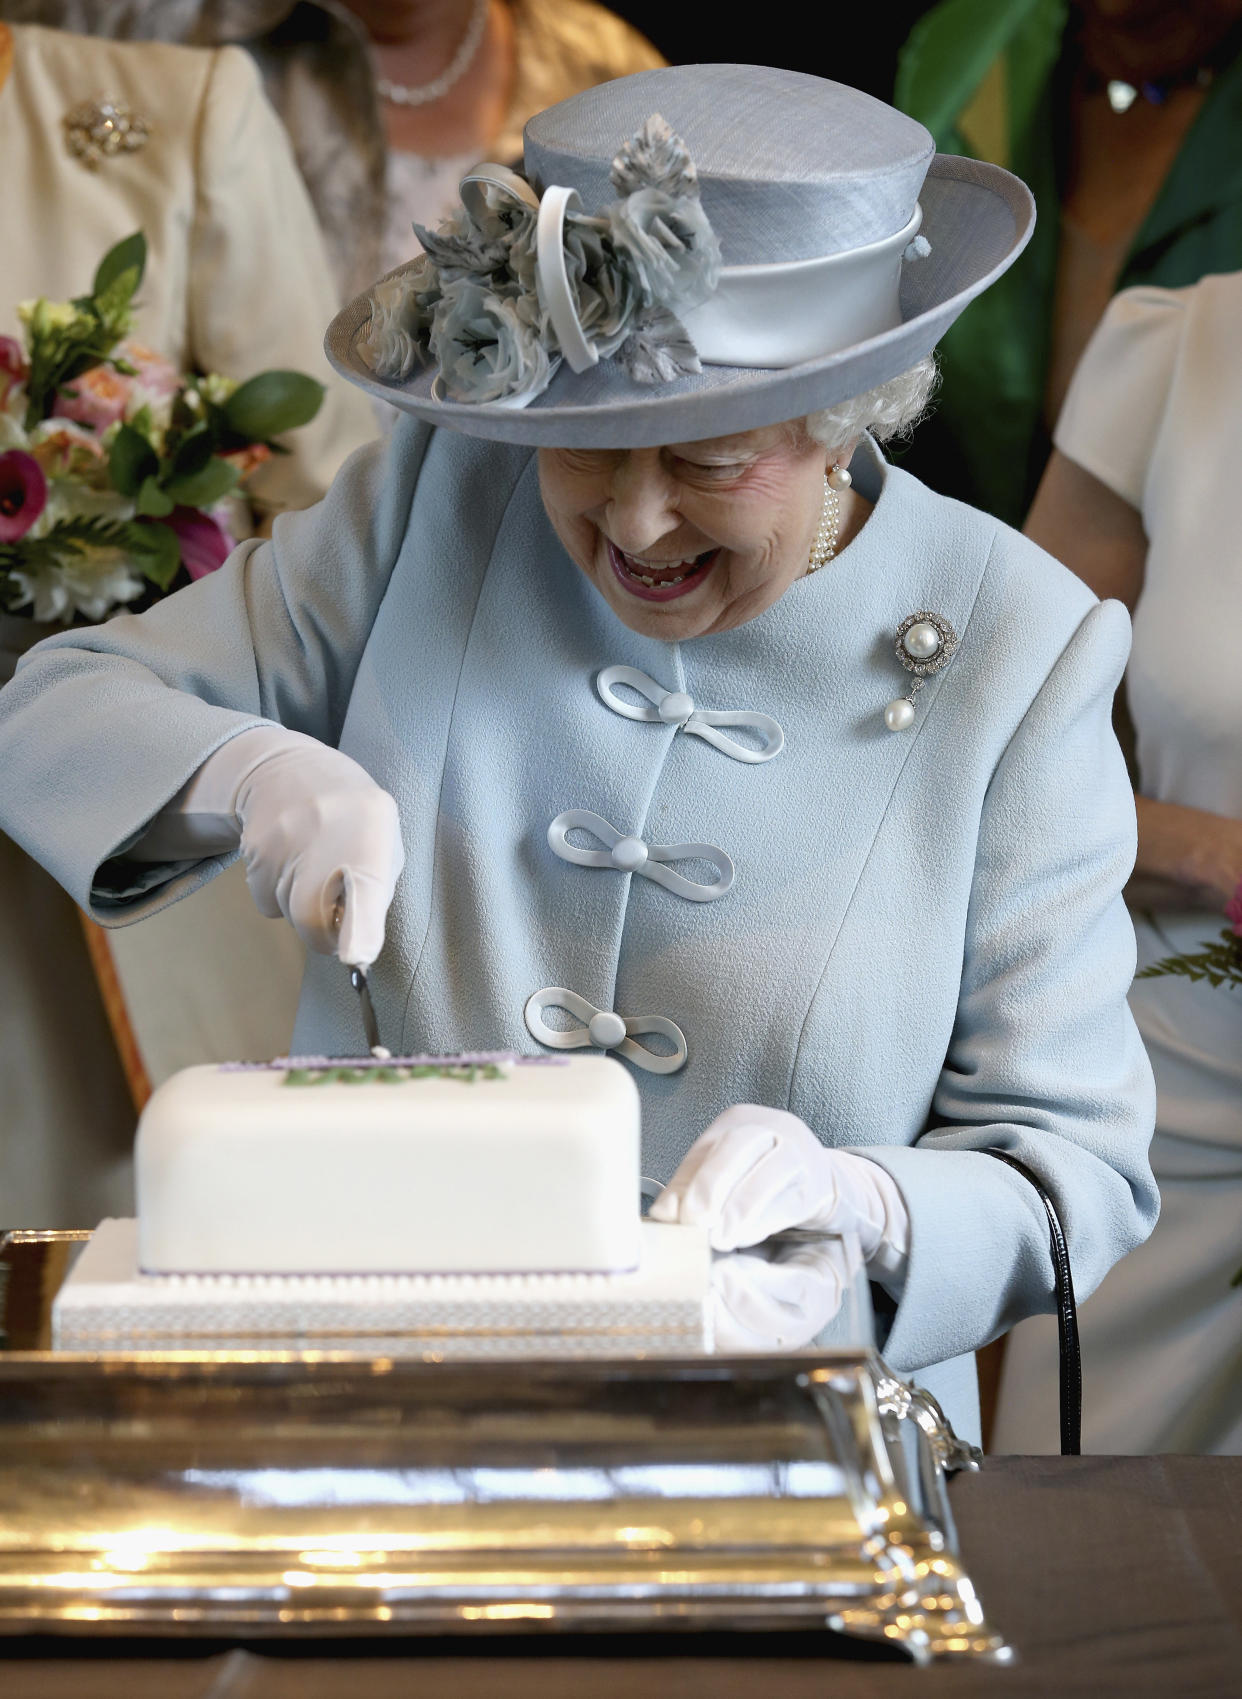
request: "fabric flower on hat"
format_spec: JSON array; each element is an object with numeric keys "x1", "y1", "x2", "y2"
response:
[
  {"x1": 605, "y1": 188, "x2": 719, "y2": 314},
  {"x1": 363, "y1": 270, "x2": 435, "y2": 383},
  {"x1": 430, "y1": 280, "x2": 553, "y2": 405},
  {"x1": 561, "y1": 217, "x2": 640, "y2": 361},
  {"x1": 359, "y1": 112, "x2": 721, "y2": 403}
]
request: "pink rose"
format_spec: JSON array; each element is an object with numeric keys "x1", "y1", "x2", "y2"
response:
[
  {"x1": 1225, "y1": 888, "x2": 1242, "y2": 938},
  {"x1": 119, "y1": 340, "x2": 181, "y2": 401},
  {"x1": 52, "y1": 363, "x2": 132, "y2": 432},
  {"x1": 29, "y1": 421, "x2": 107, "y2": 479},
  {"x1": 0, "y1": 450, "x2": 47, "y2": 541},
  {"x1": 163, "y1": 506, "x2": 233, "y2": 580},
  {"x1": 221, "y1": 442, "x2": 272, "y2": 482}
]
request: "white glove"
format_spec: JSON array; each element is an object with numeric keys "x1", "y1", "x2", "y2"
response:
[
  {"x1": 130, "y1": 725, "x2": 404, "y2": 967},
  {"x1": 708, "y1": 1235, "x2": 864, "y2": 1352},
  {"x1": 650, "y1": 1103, "x2": 910, "y2": 1288}
]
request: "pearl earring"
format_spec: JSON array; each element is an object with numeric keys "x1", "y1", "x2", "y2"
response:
[
  {"x1": 883, "y1": 610, "x2": 958, "y2": 731},
  {"x1": 827, "y1": 462, "x2": 853, "y2": 491}
]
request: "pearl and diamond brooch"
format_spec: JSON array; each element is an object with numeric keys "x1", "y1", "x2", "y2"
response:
[{"x1": 883, "y1": 610, "x2": 958, "y2": 731}]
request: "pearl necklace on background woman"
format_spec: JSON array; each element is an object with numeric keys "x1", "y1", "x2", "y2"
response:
[{"x1": 374, "y1": 0, "x2": 490, "y2": 107}]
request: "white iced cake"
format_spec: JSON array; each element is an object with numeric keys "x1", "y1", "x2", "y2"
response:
[{"x1": 136, "y1": 1051, "x2": 644, "y2": 1276}]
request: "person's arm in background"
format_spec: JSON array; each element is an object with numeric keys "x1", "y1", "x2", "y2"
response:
[
  {"x1": 1025, "y1": 296, "x2": 1242, "y2": 916},
  {"x1": 187, "y1": 44, "x2": 378, "y2": 517}
]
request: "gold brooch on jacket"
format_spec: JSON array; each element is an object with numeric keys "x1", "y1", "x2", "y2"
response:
[{"x1": 62, "y1": 98, "x2": 151, "y2": 170}]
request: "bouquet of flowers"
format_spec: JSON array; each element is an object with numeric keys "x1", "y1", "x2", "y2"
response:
[
  {"x1": 0, "y1": 232, "x2": 324, "y2": 625},
  {"x1": 1135, "y1": 889, "x2": 1242, "y2": 992}
]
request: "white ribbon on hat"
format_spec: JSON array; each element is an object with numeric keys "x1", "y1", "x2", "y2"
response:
[
  {"x1": 533, "y1": 180, "x2": 926, "y2": 375},
  {"x1": 454, "y1": 162, "x2": 929, "y2": 384}
]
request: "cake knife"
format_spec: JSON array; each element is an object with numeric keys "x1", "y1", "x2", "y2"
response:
[{"x1": 348, "y1": 965, "x2": 390, "y2": 1060}]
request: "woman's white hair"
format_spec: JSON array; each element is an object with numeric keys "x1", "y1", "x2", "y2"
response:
[{"x1": 801, "y1": 354, "x2": 938, "y2": 452}]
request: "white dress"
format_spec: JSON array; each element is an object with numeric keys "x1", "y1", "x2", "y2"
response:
[{"x1": 994, "y1": 274, "x2": 1242, "y2": 1455}]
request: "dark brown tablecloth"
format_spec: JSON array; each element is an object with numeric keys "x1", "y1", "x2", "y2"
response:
[{"x1": 3, "y1": 1456, "x2": 1241, "y2": 1698}]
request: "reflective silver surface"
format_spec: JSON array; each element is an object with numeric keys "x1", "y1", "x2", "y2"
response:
[{"x1": 0, "y1": 1229, "x2": 1006, "y2": 1661}]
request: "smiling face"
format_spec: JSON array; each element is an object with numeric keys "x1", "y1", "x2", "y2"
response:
[{"x1": 537, "y1": 423, "x2": 849, "y2": 640}]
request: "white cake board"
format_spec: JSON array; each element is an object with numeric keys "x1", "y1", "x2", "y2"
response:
[{"x1": 53, "y1": 1218, "x2": 713, "y2": 1355}]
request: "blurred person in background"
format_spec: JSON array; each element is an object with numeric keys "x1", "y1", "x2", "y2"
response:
[
  {"x1": 0, "y1": 19, "x2": 376, "y2": 1225},
  {"x1": 894, "y1": 0, "x2": 1242, "y2": 525},
  {"x1": 2, "y1": 1, "x2": 664, "y2": 302},
  {"x1": 598, "y1": 1, "x2": 933, "y2": 103},
  {"x1": 992, "y1": 271, "x2": 1242, "y2": 1456}
]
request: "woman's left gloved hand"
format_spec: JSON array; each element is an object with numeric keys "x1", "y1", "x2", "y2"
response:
[
  {"x1": 649, "y1": 1103, "x2": 910, "y2": 1288},
  {"x1": 708, "y1": 1235, "x2": 865, "y2": 1351}
]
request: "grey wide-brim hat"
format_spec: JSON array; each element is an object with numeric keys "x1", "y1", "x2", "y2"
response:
[{"x1": 326, "y1": 64, "x2": 1034, "y2": 448}]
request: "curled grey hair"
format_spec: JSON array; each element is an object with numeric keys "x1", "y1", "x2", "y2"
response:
[{"x1": 801, "y1": 355, "x2": 938, "y2": 453}]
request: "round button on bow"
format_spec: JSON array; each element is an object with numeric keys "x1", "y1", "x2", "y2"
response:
[
  {"x1": 525, "y1": 987, "x2": 688, "y2": 1075},
  {"x1": 548, "y1": 810, "x2": 734, "y2": 902},
  {"x1": 587, "y1": 1010, "x2": 627, "y2": 1048},
  {"x1": 609, "y1": 835, "x2": 649, "y2": 872},
  {"x1": 658, "y1": 690, "x2": 694, "y2": 724}
]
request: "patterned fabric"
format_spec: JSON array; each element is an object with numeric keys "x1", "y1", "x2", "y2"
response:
[{"x1": 4, "y1": 0, "x2": 665, "y2": 301}]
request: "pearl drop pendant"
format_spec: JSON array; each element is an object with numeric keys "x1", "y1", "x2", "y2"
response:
[{"x1": 884, "y1": 697, "x2": 916, "y2": 732}]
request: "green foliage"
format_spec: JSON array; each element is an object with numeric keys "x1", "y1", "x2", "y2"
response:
[
  {"x1": 108, "y1": 422, "x2": 159, "y2": 497},
  {"x1": 126, "y1": 521, "x2": 181, "y2": 590},
  {"x1": 92, "y1": 232, "x2": 147, "y2": 302},
  {"x1": 0, "y1": 512, "x2": 183, "y2": 605},
  {"x1": 22, "y1": 232, "x2": 146, "y2": 430},
  {"x1": 164, "y1": 458, "x2": 240, "y2": 509},
  {"x1": 1135, "y1": 928, "x2": 1242, "y2": 991},
  {"x1": 224, "y1": 370, "x2": 324, "y2": 441},
  {"x1": 135, "y1": 476, "x2": 175, "y2": 518}
]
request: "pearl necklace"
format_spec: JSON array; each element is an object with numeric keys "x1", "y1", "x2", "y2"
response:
[
  {"x1": 805, "y1": 474, "x2": 841, "y2": 573},
  {"x1": 374, "y1": 0, "x2": 489, "y2": 109}
]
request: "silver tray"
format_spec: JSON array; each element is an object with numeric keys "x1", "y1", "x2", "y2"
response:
[{"x1": 0, "y1": 1229, "x2": 1009, "y2": 1662}]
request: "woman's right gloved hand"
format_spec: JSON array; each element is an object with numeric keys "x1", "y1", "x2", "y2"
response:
[{"x1": 133, "y1": 725, "x2": 404, "y2": 967}]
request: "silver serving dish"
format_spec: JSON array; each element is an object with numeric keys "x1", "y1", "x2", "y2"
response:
[{"x1": 0, "y1": 1228, "x2": 1009, "y2": 1662}]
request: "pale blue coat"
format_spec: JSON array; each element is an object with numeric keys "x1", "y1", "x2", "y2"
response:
[{"x1": 0, "y1": 424, "x2": 1158, "y2": 1440}]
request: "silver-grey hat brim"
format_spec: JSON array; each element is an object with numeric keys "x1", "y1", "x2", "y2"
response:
[{"x1": 324, "y1": 155, "x2": 1033, "y2": 448}]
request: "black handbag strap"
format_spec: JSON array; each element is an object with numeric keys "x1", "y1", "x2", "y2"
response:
[{"x1": 984, "y1": 1148, "x2": 1082, "y2": 1456}]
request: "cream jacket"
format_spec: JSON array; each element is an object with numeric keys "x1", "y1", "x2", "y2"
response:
[
  {"x1": 2, "y1": 1, "x2": 666, "y2": 301},
  {"x1": 0, "y1": 21, "x2": 377, "y2": 513}
]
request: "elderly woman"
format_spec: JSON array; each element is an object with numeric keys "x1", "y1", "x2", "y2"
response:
[{"x1": 0, "y1": 66, "x2": 1156, "y2": 1443}]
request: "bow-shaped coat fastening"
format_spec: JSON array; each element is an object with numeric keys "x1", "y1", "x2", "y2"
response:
[
  {"x1": 547, "y1": 809, "x2": 734, "y2": 902},
  {"x1": 524, "y1": 987, "x2": 688, "y2": 1074},
  {"x1": 596, "y1": 665, "x2": 784, "y2": 763}
]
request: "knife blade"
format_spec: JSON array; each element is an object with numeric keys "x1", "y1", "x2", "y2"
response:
[{"x1": 349, "y1": 964, "x2": 390, "y2": 1060}]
